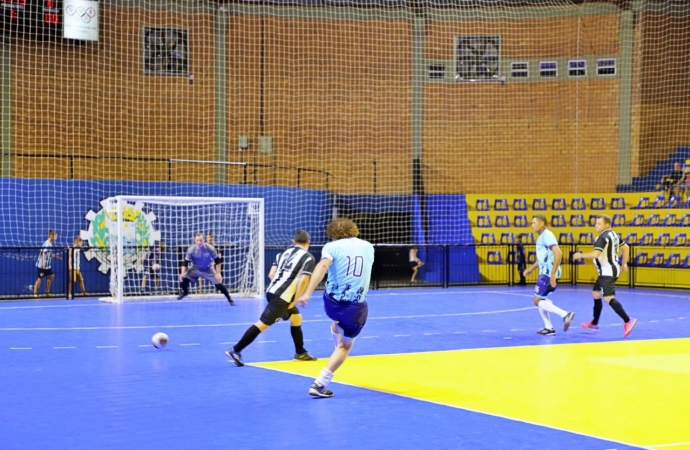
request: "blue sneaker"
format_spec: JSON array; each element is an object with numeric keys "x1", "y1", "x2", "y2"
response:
[
  {"x1": 225, "y1": 349, "x2": 244, "y2": 367},
  {"x1": 309, "y1": 382, "x2": 333, "y2": 398}
]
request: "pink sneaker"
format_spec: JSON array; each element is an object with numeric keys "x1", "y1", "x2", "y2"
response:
[
  {"x1": 623, "y1": 318, "x2": 637, "y2": 338},
  {"x1": 581, "y1": 321, "x2": 599, "y2": 332}
]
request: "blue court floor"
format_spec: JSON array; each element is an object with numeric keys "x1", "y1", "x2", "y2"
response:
[{"x1": 0, "y1": 285, "x2": 689, "y2": 450}]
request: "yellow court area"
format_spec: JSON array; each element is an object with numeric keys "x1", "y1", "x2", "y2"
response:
[{"x1": 256, "y1": 339, "x2": 690, "y2": 449}]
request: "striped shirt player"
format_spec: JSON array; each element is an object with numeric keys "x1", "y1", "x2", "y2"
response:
[
  {"x1": 33, "y1": 230, "x2": 58, "y2": 297},
  {"x1": 69, "y1": 236, "x2": 87, "y2": 299},
  {"x1": 177, "y1": 232, "x2": 234, "y2": 305},
  {"x1": 573, "y1": 214, "x2": 637, "y2": 337},
  {"x1": 296, "y1": 218, "x2": 375, "y2": 398},
  {"x1": 523, "y1": 215, "x2": 574, "y2": 336},
  {"x1": 227, "y1": 230, "x2": 317, "y2": 366}
]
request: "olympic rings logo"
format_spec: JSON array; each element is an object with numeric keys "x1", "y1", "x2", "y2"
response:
[{"x1": 65, "y1": 5, "x2": 96, "y2": 23}]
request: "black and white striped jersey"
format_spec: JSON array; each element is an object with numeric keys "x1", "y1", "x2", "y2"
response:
[
  {"x1": 266, "y1": 246, "x2": 315, "y2": 302},
  {"x1": 593, "y1": 230, "x2": 623, "y2": 277}
]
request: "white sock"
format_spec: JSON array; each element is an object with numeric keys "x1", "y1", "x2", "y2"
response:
[
  {"x1": 315, "y1": 368, "x2": 334, "y2": 388},
  {"x1": 538, "y1": 307, "x2": 553, "y2": 329},
  {"x1": 538, "y1": 300, "x2": 567, "y2": 319}
]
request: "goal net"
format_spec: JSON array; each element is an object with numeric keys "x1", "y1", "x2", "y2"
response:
[{"x1": 102, "y1": 196, "x2": 264, "y2": 303}]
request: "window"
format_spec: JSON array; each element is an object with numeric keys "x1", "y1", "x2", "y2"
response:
[
  {"x1": 568, "y1": 60, "x2": 587, "y2": 77},
  {"x1": 597, "y1": 58, "x2": 617, "y2": 76},
  {"x1": 143, "y1": 27, "x2": 189, "y2": 76},
  {"x1": 428, "y1": 63, "x2": 446, "y2": 80},
  {"x1": 455, "y1": 35, "x2": 501, "y2": 81},
  {"x1": 511, "y1": 62, "x2": 529, "y2": 78},
  {"x1": 539, "y1": 61, "x2": 558, "y2": 78}
]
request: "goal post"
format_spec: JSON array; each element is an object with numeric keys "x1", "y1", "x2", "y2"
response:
[{"x1": 101, "y1": 195, "x2": 264, "y2": 304}]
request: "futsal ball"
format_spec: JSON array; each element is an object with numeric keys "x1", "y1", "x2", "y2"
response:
[
  {"x1": 152, "y1": 264, "x2": 161, "y2": 271},
  {"x1": 152, "y1": 332, "x2": 169, "y2": 349}
]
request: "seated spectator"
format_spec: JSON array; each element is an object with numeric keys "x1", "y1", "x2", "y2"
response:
[{"x1": 661, "y1": 162, "x2": 684, "y2": 197}]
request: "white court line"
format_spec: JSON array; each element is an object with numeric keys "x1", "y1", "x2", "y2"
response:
[
  {"x1": 138, "y1": 345, "x2": 151, "y2": 348},
  {"x1": 96, "y1": 346, "x2": 117, "y2": 349},
  {"x1": 218, "y1": 342, "x2": 234, "y2": 345},
  {"x1": 179, "y1": 343, "x2": 200, "y2": 346},
  {"x1": 453, "y1": 331, "x2": 467, "y2": 334},
  {"x1": 423, "y1": 333, "x2": 440, "y2": 336},
  {"x1": 648, "y1": 441, "x2": 690, "y2": 448},
  {"x1": 258, "y1": 340, "x2": 276, "y2": 343},
  {"x1": 10, "y1": 347, "x2": 32, "y2": 350},
  {"x1": 54, "y1": 346, "x2": 75, "y2": 349},
  {"x1": 361, "y1": 336, "x2": 379, "y2": 339},
  {"x1": 482, "y1": 330, "x2": 498, "y2": 333},
  {"x1": 394, "y1": 334, "x2": 410, "y2": 337},
  {"x1": 650, "y1": 320, "x2": 659, "y2": 323}
]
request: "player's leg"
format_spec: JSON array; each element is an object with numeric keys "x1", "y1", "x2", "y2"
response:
[
  {"x1": 68, "y1": 270, "x2": 74, "y2": 299},
  {"x1": 213, "y1": 282, "x2": 234, "y2": 305},
  {"x1": 177, "y1": 269, "x2": 196, "y2": 300},
  {"x1": 601, "y1": 277, "x2": 637, "y2": 337},
  {"x1": 45, "y1": 273, "x2": 54, "y2": 296},
  {"x1": 141, "y1": 273, "x2": 149, "y2": 292},
  {"x1": 33, "y1": 270, "x2": 43, "y2": 296},
  {"x1": 77, "y1": 271, "x2": 87, "y2": 295},
  {"x1": 582, "y1": 280, "x2": 603, "y2": 331},
  {"x1": 533, "y1": 275, "x2": 573, "y2": 332},
  {"x1": 288, "y1": 310, "x2": 317, "y2": 361},
  {"x1": 226, "y1": 293, "x2": 284, "y2": 366}
]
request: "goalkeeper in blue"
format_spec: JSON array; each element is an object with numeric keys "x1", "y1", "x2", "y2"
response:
[
  {"x1": 177, "y1": 232, "x2": 234, "y2": 306},
  {"x1": 296, "y1": 218, "x2": 375, "y2": 398}
]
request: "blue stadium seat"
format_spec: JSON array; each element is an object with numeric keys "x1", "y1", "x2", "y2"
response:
[
  {"x1": 495, "y1": 215, "x2": 510, "y2": 228},
  {"x1": 571, "y1": 198, "x2": 586, "y2": 210},
  {"x1": 521, "y1": 233, "x2": 535, "y2": 244},
  {"x1": 500, "y1": 233, "x2": 515, "y2": 244},
  {"x1": 631, "y1": 196, "x2": 649, "y2": 209},
  {"x1": 514, "y1": 215, "x2": 528, "y2": 227},
  {"x1": 590, "y1": 197, "x2": 606, "y2": 210},
  {"x1": 652, "y1": 195, "x2": 667, "y2": 209},
  {"x1": 559, "y1": 232, "x2": 574, "y2": 244},
  {"x1": 570, "y1": 214, "x2": 585, "y2": 227},
  {"x1": 672, "y1": 233, "x2": 687, "y2": 246},
  {"x1": 589, "y1": 214, "x2": 598, "y2": 227},
  {"x1": 634, "y1": 253, "x2": 648, "y2": 266},
  {"x1": 513, "y1": 198, "x2": 527, "y2": 211},
  {"x1": 649, "y1": 253, "x2": 665, "y2": 266},
  {"x1": 480, "y1": 233, "x2": 496, "y2": 245},
  {"x1": 578, "y1": 232, "x2": 594, "y2": 244},
  {"x1": 477, "y1": 215, "x2": 492, "y2": 228},
  {"x1": 476, "y1": 199, "x2": 490, "y2": 211},
  {"x1": 662, "y1": 214, "x2": 677, "y2": 227},
  {"x1": 683, "y1": 254, "x2": 690, "y2": 268},
  {"x1": 552, "y1": 198, "x2": 566, "y2": 210},
  {"x1": 532, "y1": 198, "x2": 547, "y2": 211},
  {"x1": 656, "y1": 233, "x2": 670, "y2": 246},
  {"x1": 645, "y1": 214, "x2": 660, "y2": 227},
  {"x1": 494, "y1": 199, "x2": 509, "y2": 211},
  {"x1": 487, "y1": 251, "x2": 503, "y2": 264},
  {"x1": 680, "y1": 214, "x2": 690, "y2": 227},
  {"x1": 683, "y1": 198, "x2": 690, "y2": 209},
  {"x1": 551, "y1": 214, "x2": 566, "y2": 227},
  {"x1": 612, "y1": 214, "x2": 626, "y2": 227},
  {"x1": 610, "y1": 197, "x2": 626, "y2": 210},
  {"x1": 631, "y1": 214, "x2": 645, "y2": 226},
  {"x1": 666, "y1": 253, "x2": 681, "y2": 267},
  {"x1": 527, "y1": 251, "x2": 536, "y2": 264},
  {"x1": 625, "y1": 233, "x2": 638, "y2": 245},
  {"x1": 639, "y1": 233, "x2": 654, "y2": 246},
  {"x1": 667, "y1": 196, "x2": 681, "y2": 209}
]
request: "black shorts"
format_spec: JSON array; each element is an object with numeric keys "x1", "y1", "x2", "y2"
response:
[
  {"x1": 37, "y1": 268, "x2": 54, "y2": 279},
  {"x1": 259, "y1": 292, "x2": 298, "y2": 325},
  {"x1": 593, "y1": 276, "x2": 617, "y2": 297},
  {"x1": 409, "y1": 261, "x2": 419, "y2": 269}
]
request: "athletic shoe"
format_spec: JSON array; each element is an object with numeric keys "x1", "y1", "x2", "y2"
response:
[
  {"x1": 294, "y1": 352, "x2": 318, "y2": 361},
  {"x1": 623, "y1": 318, "x2": 638, "y2": 338},
  {"x1": 581, "y1": 321, "x2": 600, "y2": 332},
  {"x1": 309, "y1": 382, "x2": 333, "y2": 398},
  {"x1": 537, "y1": 328, "x2": 556, "y2": 336},
  {"x1": 225, "y1": 349, "x2": 244, "y2": 367},
  {"x1": 226, "y1": 296, "x2": 235, "y2": 306},
  {"x1": 563, "y1": 312, "x2": 575, "y2": 332},
  {"x1": 176, "y1": 292, "x2": 187, "y2": 300}
]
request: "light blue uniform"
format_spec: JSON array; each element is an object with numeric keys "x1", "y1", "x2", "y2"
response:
[
  {"x1": 535, "y1": 229, "x2": 562, "y2": 279},
  {"x1": 322, "y1": 237, "x2": 375, "y2": 303}
]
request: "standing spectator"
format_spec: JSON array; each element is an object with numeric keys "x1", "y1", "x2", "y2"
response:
[
  {"x1": 515, "y1": 235, "x2": 527, "y2": 285},
  {"x1": 409, "y1": 246, "x2": 425, "y2": 283},
  {"x1": 141, "y1": 242, "x2": 165, "y2": 294},
  {"x1": 660, "y1": 162, "x2": 684, "y2": 198},
  {"x1": 68, "y1": 236, "x2": 87, "y2": 299},
  {"x1": 33, "y1": 230, "x2": 59, "y2": 298}
]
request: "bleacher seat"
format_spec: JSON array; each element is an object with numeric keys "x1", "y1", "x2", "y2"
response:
[
  {"x1": 610, "y1": 197, "x2": 626, "y2": 210},
  {"x1": 672, "y1": 233, "x2": 687, "y2": 246},
  {"x1": 570, "y1": 214, "x2": 585, "y2": 227},
  {"x1": 590, "y1": 197, "x2": 606, "y2": 210},
  {"x1": 514, "y1": 215, "x2": 528, "y2": 227},
  {"x1": 487, "y1": 251, "x2": 503, "y2": 264},
  {"x1": 495, "y1": 215, "x2": 510, "y2": 228},
  {"x1": 634, "y1": 253, "x2": 648, "y2": 266},
  {"x1": 656, "y1": 233, "x2": 670, "y2": 246},
  {"x1": 480, "y1": 233, "x2": 496, "y2": 245},
  {"x1": 667, "y1": 196, "x2": 681, "y2": 209},
  {"x1": 680, "y1": 214, "x2": 690, "y2": 227},
  {"x1": 683, "y1": 198, "x2": 690, "y2": 209},
  {"x1": 612, "y1": 214, "x2": 626, "y2": 227},
  {"x1": 532, "y1": 198, "x2": 547, "y2": 211},
  {"x1": 631, "y1": 214, "x2": 645, "y2": 226},
  {"x1": 494, "y1": 199, "x2": 509, "y2": 211},
  {"x1": 645, "y1": 214, "x2": 660, "y2": 227},
  {"x1": 589, "y1": 214, "x2": 598, "y2": 227},
  {"x1": 571, "y1": 198, "x2": 586, "y2": 210},
  {"x1": 551, "y1": 215, "x2": 566, "y2": 227},
  {"x1": 683, "y1": 254, "x2": 690, "y2": 268},
  {"x1": 662, "y1": 214, "x2": 677, "y2": 227},
  {"x1": 477, "y1": 215, "x2": 492, "y2": 228},
  {"x1": 639, "y1": 233, "x2": 654, "y2": 246},
  {"x1": 579, "y1": 232, "x2": 594, "y2": 244},
  {"x1": 666, "y1": 253, "x2": 681, "y2": 267},
  {"x1": 521, "y1": 233, "x2": 535, "y2": 244},
  {"x1": 552, "y1": 198, "x2": 566, "y2": 210},
  {"x1": 559, "y1": 232, "x2": 574, "y2": 244},
  {"x1": 652, "y1": 195, "x2": 667, "y2": 209},
  {"x1": 631, "y1": 196, "x2": 649, "y2": 209},
  {"x1": 500, "y1": 233, "x2": 515, "y2": 244},
  {"x1": 513, "y1": 198, "x2": 527, "y2": 211},
  {"x1": 625, "y1": 233, "x2": 638, "y2": 245},
  {"x1": 527, "y1": 251, "x2": 536, "y2": 264},
  {"x1": 649, "y1": 253, "x2": 665, "y2": 266},
  {"x1": 476, "y1": 199, "x2": 490, "y2": 211}
]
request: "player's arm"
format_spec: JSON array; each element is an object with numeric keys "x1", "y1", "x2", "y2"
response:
[
  {"x1": 179, "y1": 259, "x2": 189, "y2": 280},
  {"x1": 268, "y1": 265, "x2": 278, "y2": 281},
  {"x1": 620, "y1": 242, "x2": 630, "y2": 271},
  {"x1": 550, "y1": 244, "x2": 562, "y2": 285},
  {"x1": 297, "y1": 258, "x2": 332, "y2": 307},
  {"x1": 214, "y1": 257, "x2": 223, "y2": 282},
  {"x1": 523, "y1": 259, "x2": 539, "y2": 275},
  {"x1": 289, "y1": 274, "x2": 311, "y2": 309}
]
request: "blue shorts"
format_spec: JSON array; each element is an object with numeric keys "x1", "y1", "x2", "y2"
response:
[
  {"x1": 323, "y1": 292, "x2": 368, "y2": 339},
  {"x1": 534, "y1": 274, "x2": 558, "y2": 299}
]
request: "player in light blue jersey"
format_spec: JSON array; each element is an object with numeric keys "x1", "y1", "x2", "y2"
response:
[
  {"x1": 523, "y1": 214, "x2": 575, "y2": 336},
  {"x1": 297, "y1": 218, "x2": 374, "y2": 398}
]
